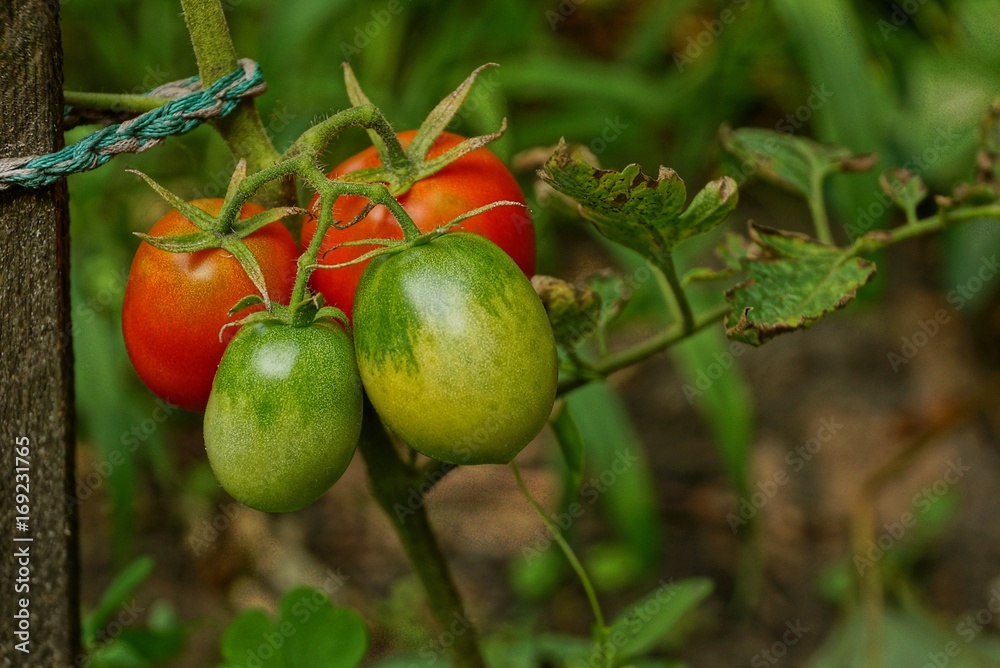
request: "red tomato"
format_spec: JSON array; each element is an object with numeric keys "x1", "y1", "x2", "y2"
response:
[
  {"x1": 122, "y1": 199, "x2": 298, "y2": 412},
  {"x1": 301, "y1": 130, "x2": 535, "y2": 319}
]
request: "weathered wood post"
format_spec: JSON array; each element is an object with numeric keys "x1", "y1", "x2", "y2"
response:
[{"x1": 0, "y1": 1, "x2": 80, "y2": 666}]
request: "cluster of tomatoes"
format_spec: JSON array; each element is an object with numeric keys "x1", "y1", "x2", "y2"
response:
[{"x1": 121, "y1": 132, "x2": 557, "y2": 512}]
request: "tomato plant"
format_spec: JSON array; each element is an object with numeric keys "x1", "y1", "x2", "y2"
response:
[
  {"x1": 203, "y1": 318, "x2": 362, "y2": 513},
  {"x1": 31, "y1": 4, "x2": 1000, "y2": 664},
  {"x1": 353, "y1": 232, "x2": 558, "y2": 465},
  {"x1": 121, "y1": 198, "x2": 298, "y2": 412},
  {"x1": 301, "y1": 130, "x2": 535, "y2": 319}
]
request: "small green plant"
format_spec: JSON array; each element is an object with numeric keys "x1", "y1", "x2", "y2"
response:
[{"x1": 81, "y1": 557, "x2": 188, "y2": 667}]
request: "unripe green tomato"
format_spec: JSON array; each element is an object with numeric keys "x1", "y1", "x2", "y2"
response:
[
  {"x1": 353, "y1": 232, "x2": 558, "y2": 465},
  {"x1": 204, "y1": 319, "x2": 362, "y2": 512}
]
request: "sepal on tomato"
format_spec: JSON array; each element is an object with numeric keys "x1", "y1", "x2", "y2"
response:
[
  {"x1": 129, "y1": 167, "x2": 304, "y2": 310},
  {"x1": 339, "y1": 63, "x2": 511, "y2": 197},
  {"x1": 227, "y1": 294, "x2": 266, "y2": 317}
]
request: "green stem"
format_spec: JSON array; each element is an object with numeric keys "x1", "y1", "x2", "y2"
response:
[
  {"x1": 510, "y1": 462, "x2": 611, "y2": 666},
  {"x1": 179, "y1": 0, "x2": 294, "y2": 207},
  {"x1": 285, "y1": 103, "x2": 409, "y2": 172},
  {"x1": 297, "y1": 160, "x2": 421, "y2": 241},
  {"x1": 654, "y1": 254, "x2": 695, "y2": 334},
  {"x1": 561, "y1": 302, "x2": 729, "y2": 394},
  {"x1": 851, "y1": 204, "x2": 1000, "y2": 255},
  {"x1": 809, "y1": 172, "x2": 834, "y2": 244},
  {"x1": 359, "y1": 403, "x2": 487, "y2": 668},
  {"x1": 64, "y1": 91, "x2": 172, "y2": 115},
  {"x1": 562, "y1": 204, "x2": 1000, "y2": 396}
]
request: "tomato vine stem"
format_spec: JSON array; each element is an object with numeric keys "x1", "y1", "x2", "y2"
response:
[
  {"x1": 510, "y1": 461, "x2": 612, "y2": 667},
  {"x1": 180, "y1": 0, "x2": 295, "y2": 208},
  {"x1": 359, "y1": 401, "x2": 488, "y2": 668},
  {"x1": 808, "y1": 171, "x2": 834, "y2": 244},
  {"x1": 62, "y1": 91, "x2": 173, "y2": 115},
  {"x1": 653, "y1": 253, "x2": 695, "y2": 335}
]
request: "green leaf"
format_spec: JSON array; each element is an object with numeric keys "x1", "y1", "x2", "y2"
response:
[
  {"x1": 538, "y1": 140, "x2": 737, "y2": 257},
  {"x1": 531, "y1": 275, "x2": 602, "y2": 347},
  {"x1": 278, "y1": 587, "x2": 368, "y2": 668},
  {"x1": 807, "y1": 594, "x2": 1000, "y2": 668},
  {"x1": 220, "y1": 610, "x2": 285, "y2": 668},
  {"x1": 565, "y1": 383, "x2": 660, "y2": 571},
  {"x1": 716, "y1": 232, "x2": 751, "y2": 273},
  {"x1": 681, "y1": 266, "x2": 735, "y2": 286},
  {"x1": 220, "y1": 237, "x2": 271, "y2": 308},
  {"x1": 509, "y1": 548, "x2": 566, "y2": 602},
  {"x1": 228, "y1": 294, "x2": 266, "y2": 316},
  {"x1": 550, "y1": 401, "x2": 585, "y2": 492},
  {"x1": 233, "y1": 206, "x2": 307, "y2": 237},
  {"x1": 719, "y1": 125, "x2": 876, "y2": 199},
  {"x1": 676, "y1": 176, "x2": 739, "y2": 241},
  {"x1": 134, "y1": 230, "x2": 219, "y2": 254},
  {"x1": 341, "y1": 63, "x2": 392, "y2": 169},
  {"x1": 84, "y1": 639, "x2": 147, "y2": 668},
  {"x1": 83, "y1": 556, "x2": 154, "y2": 646},
  {"x1": 584, "y1": 542, "x2": 645, "y2": 593},
  {"x1": 407, "y1": 62, "x2": 499, "y2": 162},
  {"x1": 724, "y1": 224, "x2": 876, "y2": 346},
  {"x1": 585, "y1": 271, "x2": 628, "y2": 330},
  {"x1": 224, "y1": 159, "x2": 247, "y2": 204},
  {"x1": 220, "y1": 589, "x2": 368, "y2": 668},
  {"x1": 606, "y1": 577, "x2": 714, "y2": 662},
  {"x1": 127, "y1": 170, "x2": 217, "y2": 232},
  {"x1": 879, "y1": 168, "x2": 927, "y2": 216}
]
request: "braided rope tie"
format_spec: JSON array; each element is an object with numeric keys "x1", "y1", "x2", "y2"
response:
[{"x1": 0, "y1": 58, "x2": 267, "y2": 191}]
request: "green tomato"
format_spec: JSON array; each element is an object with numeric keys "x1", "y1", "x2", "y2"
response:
[
  {"x1": 353, "y1": 232, "x2": 557, "y2": 465},
  {"x1": 204, "y1": 319, "x2": 362, "y2": 512}
]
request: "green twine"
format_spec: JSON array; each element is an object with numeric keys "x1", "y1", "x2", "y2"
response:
[{"x1": 0, "y1": 59, "x2": 266, "y2": 191}]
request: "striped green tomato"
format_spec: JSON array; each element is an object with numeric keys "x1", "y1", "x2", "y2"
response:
[
  {"x1": 353, "y1": 232, "x2": 557, "y2": 465},
  {"x1": 204, "y1": 319, "x2": 363, "y2": 512}
]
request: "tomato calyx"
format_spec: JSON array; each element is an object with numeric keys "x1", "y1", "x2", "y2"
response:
[
  {"x1": 129, "y1": 165, "x2": 305, "y2": 308},
  {"x1": 221, "y1": 290, "x2": 349, "y2": 343},
  {"x1": 336, "y1": 63, "x2": 508, "y2": 198},
  {"x1": 311, "y1": 199, "x2": 530, "y2": 273}
]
